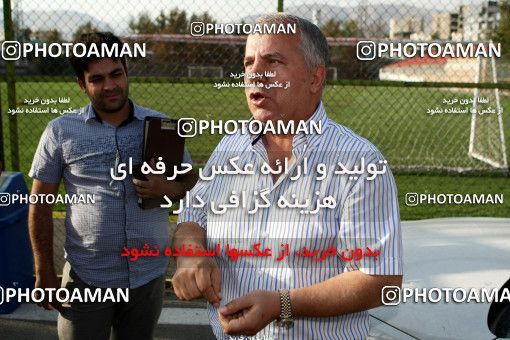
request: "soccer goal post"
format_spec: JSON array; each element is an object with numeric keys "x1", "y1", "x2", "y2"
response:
[{"x1": 468, "y1": 43, "x2": 508, "y2": 169}]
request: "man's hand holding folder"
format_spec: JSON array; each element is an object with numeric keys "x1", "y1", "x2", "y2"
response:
[{"x1": 133, "y1": 158, "x2": 174, "y2": 199}]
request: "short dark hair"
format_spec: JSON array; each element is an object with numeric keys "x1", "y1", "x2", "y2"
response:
[{"x1": 69, "y1": 32, "x2": 127, "y2": 82}]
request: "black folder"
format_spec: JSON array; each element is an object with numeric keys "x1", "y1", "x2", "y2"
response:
[{"x1": 133, "y1": 117, "x2": 185, "y2": 209}]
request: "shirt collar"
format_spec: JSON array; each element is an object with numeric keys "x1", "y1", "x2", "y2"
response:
[
  {"x1": 250, "y1": 101, "x2": 329, "y2": 152},
  {"x1": 84, "y1": 99, "x2": 142, "y2": 125}
]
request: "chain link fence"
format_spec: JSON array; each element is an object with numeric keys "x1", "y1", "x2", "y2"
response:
[
  {"x1": 1, "y1": 0, "x2": 509, "y2": 175},
  {"x1": 0, "y1": 0, "x2": 509, "y2": 276}
]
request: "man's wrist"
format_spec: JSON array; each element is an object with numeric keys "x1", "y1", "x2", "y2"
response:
[
  {"x1": 269, "y1": 290, "x2": 281, "y2": 320},
  {"x1": 174, "y1": 243, "x2": 208, "y2": 266},
  {"x1": 35, "y1": 265, "x2": 56, "y2": 276}
]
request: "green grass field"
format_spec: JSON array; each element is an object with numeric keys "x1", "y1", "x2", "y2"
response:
[{"x1": 1, "y1": 81, "x2": 509, "y2": 220}]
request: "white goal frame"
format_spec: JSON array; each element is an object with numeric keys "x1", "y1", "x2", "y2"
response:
[{"x1": 468, "y1": 43, "x2": 508, "y2": 169}]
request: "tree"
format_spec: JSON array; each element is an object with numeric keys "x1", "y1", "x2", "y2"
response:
[
  {"x1": 46, "y1": 29, "x2": 63, "y2": 43},
  {"x1": 11, "y1": 19, "x2": 31, "y2": 43},
  {"x1": 72, "y1": 22, "x2": 99, "y2": 41},
  {"x1": 17, "y1": 27, "x2": 31, "y2": 43},
  {"x1": 165, "y1": 8, "x2": 188, "y2": 34},
  {"x1": 129, "y1": 8, "x2": 211, "y2": 35},
  {"x1": 492, "y1": 0, "x2": 510, "y2": 59},
  {"x1": 320, "y1": 19, "x2": 364, "y2": 80},
  {"x1": 31, "y1": 29, "x2": 72, "y2": 75},
  {"x1": 129, "y1": 12, "x2": 157, "y2": 34},
  {"x1": 127, "y1": 8, "x2": 242, "y2": 77},
  {"x1": 342, "y1": 20, "x2": 359, "y2": 37},
  {"x1": 322, "y1": 18, "x2": 342, "y2": 37}
]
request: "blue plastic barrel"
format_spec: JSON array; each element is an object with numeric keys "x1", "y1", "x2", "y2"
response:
[{"x1": 0, "y1": 172, "x2": 34, "y2": 314}]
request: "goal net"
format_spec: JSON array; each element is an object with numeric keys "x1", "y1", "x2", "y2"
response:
[{"x1": 469, "y1": 46, "x2": 508, "y2": 169}]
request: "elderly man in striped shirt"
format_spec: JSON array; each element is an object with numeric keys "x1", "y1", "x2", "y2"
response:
[{"x1": 173, "y1": 13, "x2": 403, "y2": 340}]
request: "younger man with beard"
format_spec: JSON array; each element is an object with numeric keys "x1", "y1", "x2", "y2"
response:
[{"x1": 28, "y1": 32, "x2": 196, "y2": 340}]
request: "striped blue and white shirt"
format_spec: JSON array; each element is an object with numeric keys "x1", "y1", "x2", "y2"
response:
[{"x1": 179, "y1": 102, "x2": 402, "y2": 340}]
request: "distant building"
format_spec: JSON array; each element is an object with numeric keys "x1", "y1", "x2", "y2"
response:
[
  {"x1": 451, "y1": 32, "x2": 464, "y2": 42},
  {"x1": 460, "y1": 4, "x2": 480, "y2": 41},
  {"x1": 478, "y1": 0, "x2": 499, "y2": 40},
  {"x1": 431, "y1": 0, "x2": 499, "y2": 41},
  {"x1": 410, "y1": 32, "x2": 431, "y2": 41},
  {"x1": 431, "y1": 12, "x2": 459, "y2": 40},
  {"x1": 389, "y1": 16, "x2": 423, "y2": 39},
  {"x1": 450, "y1": 12, "x2": 461, "y2": 38}
]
